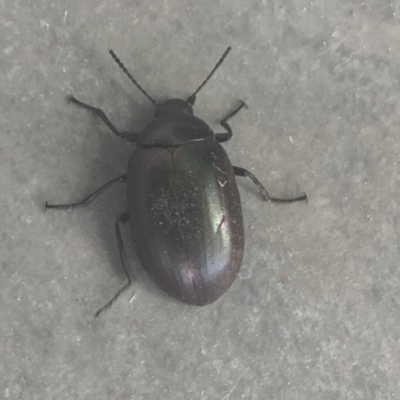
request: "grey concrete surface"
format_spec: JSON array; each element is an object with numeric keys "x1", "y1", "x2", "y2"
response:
[{"x1": 1, "y1": 1, "x2": 400, "y2": 399}]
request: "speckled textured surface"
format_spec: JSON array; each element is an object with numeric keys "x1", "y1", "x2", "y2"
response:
[{"x1": 1, "y1": 1, "x2": 400, "y2": 399}]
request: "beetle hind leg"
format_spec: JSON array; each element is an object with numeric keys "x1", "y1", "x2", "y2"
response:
[
  {"x1": 233, "y1": 166, "x2": 307, "y2": 203},
  {"x1": 215, "y1": 101, "x2": 248, "y2": 143},
  {"x1": 95, "y1": 212, "x2": 134, "y2": 318}
]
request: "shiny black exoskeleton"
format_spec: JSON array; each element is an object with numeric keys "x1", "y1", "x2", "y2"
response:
[{"x1": 46, "y1": 47, "x2": 307, "y2": 316}]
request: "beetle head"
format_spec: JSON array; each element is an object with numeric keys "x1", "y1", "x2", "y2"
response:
[{"x1": 155, "y1": 99, "x2": 193, "y2": 116}]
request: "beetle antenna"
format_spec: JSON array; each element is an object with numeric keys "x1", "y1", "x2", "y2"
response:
[
  {"x1": 187, "y1": 46, "x2": 232, "y2": 106},
  {"x1": 109, "y1": 49, "x2": 157, "y2": 106}
]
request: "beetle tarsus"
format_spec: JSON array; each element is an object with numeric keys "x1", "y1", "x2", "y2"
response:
[{"x1": 269, "y1": 193, "x2": 308, "y2": 203}]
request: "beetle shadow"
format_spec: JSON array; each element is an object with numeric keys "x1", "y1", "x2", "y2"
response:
[
  {"x1": 77, "y1": 100, "x2": 174, "y2": 306},
  {"x1": 116, "y1": 222, "x2": 180, "y2": 305},
  {"x1": 36, "y1": 37, "x2": 176, "y2": 307},
  {"x1": 40, "y1": 90, "x2": 172, "y2": 307}
]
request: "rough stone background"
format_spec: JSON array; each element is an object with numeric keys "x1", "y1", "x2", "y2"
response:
[{"x1": 1, "y1": 1, "x2": 400, "y2": 399}]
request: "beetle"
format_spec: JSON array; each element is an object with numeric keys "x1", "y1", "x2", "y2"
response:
[{"x1": 46, "y1": 47, "x2": 307, "y2": 316}]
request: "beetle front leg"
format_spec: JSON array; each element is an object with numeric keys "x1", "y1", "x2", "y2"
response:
[
  {"x1": 95, "y1": 212, "x2": 133, "y2": 318},
  {"x1": 215, "y1": 101, "x2": 248, "y2": 143},
  {"x1": 69, "y1": 96, "x2": 137, "y2": 142},
  {"x1": 233, "y1": 166, "x2": 307, "y2": 203},
  {"x1": 45, "y1": 174, "x2": 127, "y2": 210}
]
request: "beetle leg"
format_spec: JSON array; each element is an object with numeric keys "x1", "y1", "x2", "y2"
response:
[
  {"x1": 68, "y1": 96, "x2": 137, "y2": 142},
  {"x1": 215, "y1": 101, "x2": 248, "y2": 143},
  {"x1": 45, "y1": 174, "x2": 127, "y2": 210},
  {"x1": 95, "y1": 212, "x2": 133, "y2": 318},
  {"x1": 233, "y1": 166, "x2": 307, "y2": 203}
]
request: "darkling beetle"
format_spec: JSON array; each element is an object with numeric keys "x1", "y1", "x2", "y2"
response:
[{"x1": 46, "y1": 47, "x2": 307, "y2": 316}]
